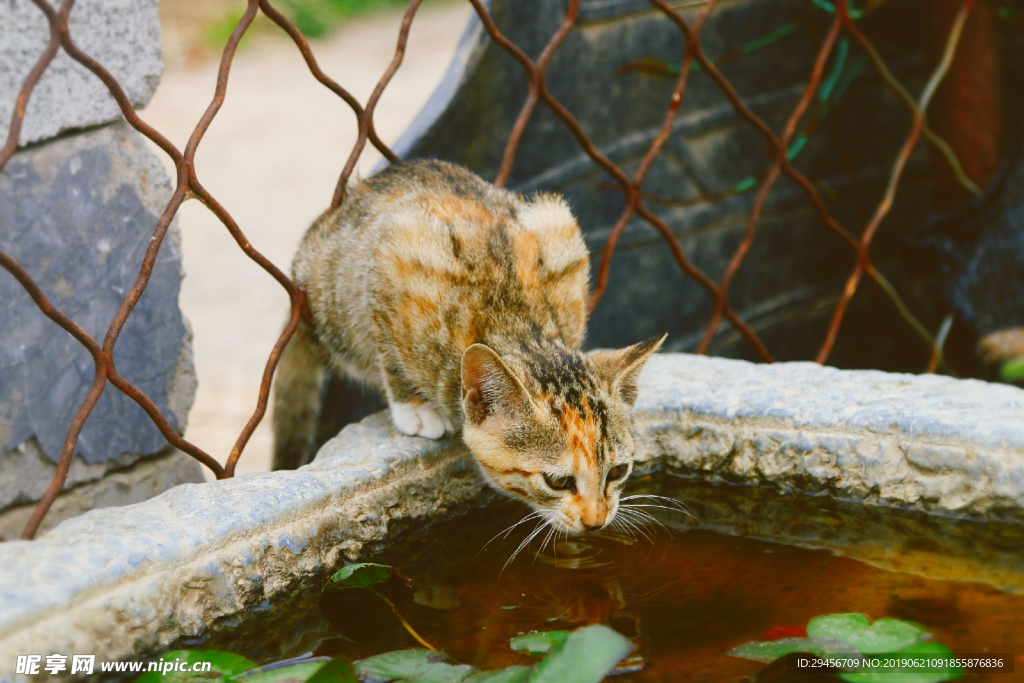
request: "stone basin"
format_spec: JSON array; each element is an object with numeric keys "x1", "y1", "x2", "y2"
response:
[{"x1": 1, "y1": 354, "x2": 1022, "y2": 678}]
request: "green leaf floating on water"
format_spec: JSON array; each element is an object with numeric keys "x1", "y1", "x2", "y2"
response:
[
  {"x1": 135, "y1": 650, "x2": 256, "y2": 682},
  {"x1": 356, "y1": 649, "x2": 451, "y2": 681},
  {"x1": 727, "y1": 637, "x2": 861, "y2": 664},
  {"x1": 527, "y1": 625, "x2": 633, "y2": 683},
  {"x1": 305, "y1": 658, "x2": 359, "y2": 683},
  {"x1": 325, "y1": 562, "x2": 409, "y2": 591},
  {"x1": 807, "y1": 614, "x2": 928, "y2": 654},
  {"x1": 400, "y1": 662, "x2": 477, "y2": 682},
  {"x1": 233, "y1": 661, "x2": 330, "y2": 683},
  {"x1": 838, "y1": 642, "x2": 964, "y2": 683},
  {"x1": 462, "y1": 667, "x2": 531, "y2": 683},
  {"x1": 509, "y1": 631, "x2": 570, "y2": 655}
]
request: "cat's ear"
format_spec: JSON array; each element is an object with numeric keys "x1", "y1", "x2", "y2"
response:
[
  {"x1": 461, "y1": 344, "x2": 535, "y2": 427},
  {"x1": 589, "y1": 334, "x2": 666, "y2": 406}
]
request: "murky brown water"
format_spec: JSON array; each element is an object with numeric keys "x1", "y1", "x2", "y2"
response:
[{"x1": 305, "y1": 480, "x2": 1024, "y2": 682}]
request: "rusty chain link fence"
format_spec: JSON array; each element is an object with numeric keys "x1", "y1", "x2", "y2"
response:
[{"x1": 0, "y1": 0, "x2": 993, "y2": 540}]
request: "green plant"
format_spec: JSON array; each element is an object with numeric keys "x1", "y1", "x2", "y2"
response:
[
  {"x1": 274, "y1": 0, "x2": 417, "y2": 39},
  {"x1": 727, "y1": 613, "x2": 964, "y2": 683},
  {"x1": 135, "y1": 562, "x2": 634, "y2": 683},
  {"x1": 1000, "y1": 356, "x2": 1024, "y2": 382}
]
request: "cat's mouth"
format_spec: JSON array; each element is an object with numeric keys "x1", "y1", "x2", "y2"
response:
[{"x1": 546, "y1": 508, "x2": 616, "y2": 535}]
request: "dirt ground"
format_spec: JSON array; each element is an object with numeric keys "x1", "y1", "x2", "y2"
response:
[{"x1": 142, "y1": 2, "x2": 471, "y2": 477}]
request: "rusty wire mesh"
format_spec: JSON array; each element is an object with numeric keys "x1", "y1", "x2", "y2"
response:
[{"x1": 0, "y1": 0, "x2": 985, "y2": 540}]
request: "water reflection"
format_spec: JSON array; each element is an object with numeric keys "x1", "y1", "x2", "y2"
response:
[
  {"x1": 193, "y1": 481, "x2": 1024, "y2": 682},
  {"x1": 388, "y1": 500, "x2": 1024, "y2": 682}
]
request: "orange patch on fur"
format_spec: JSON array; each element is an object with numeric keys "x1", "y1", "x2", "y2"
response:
[
  {"x1": 397, "y1": 295, "x2": 440, "y2": 329},
  {"x1": 427, "y1": 195, "x2": 492, "y2": 225},
  {"x1": 558, "y1": 403, "x2": 598, "y2": 470},
  {"x1": 512, "y1": 231, "x2": 542, "y2": 289}
]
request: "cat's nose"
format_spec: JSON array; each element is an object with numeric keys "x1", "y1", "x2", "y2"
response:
[{"x1": 581, "y1": 522, "x2": 603, "y2": 531}]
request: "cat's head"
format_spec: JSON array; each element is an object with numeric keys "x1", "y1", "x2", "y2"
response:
[{"x1": 460, "y1": 335, "x2": 665, "y2": 534}]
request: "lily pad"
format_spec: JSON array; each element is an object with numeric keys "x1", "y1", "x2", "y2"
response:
[
  {"x1": 233, "y1": 661, "x2": 329, "y2": 683},
  {"x1": 325, "y1": 563, "x2": 409, "y2": 591},
  {"x1": 462, "y1": 667, "x2": 531, "y2": 683},
  {"x1": 305, "y1": 658, "x2": 359, "y2": 683},
  {"x1": 404, "y1": 663, "x2": 477, "y2": 682},
  {"x1": 356, "y1": 650, "x2": 450, "y2": 681},
  {"x1": 807, "y1": 614, "x2": 928, "y2": 654},
  {"x1": 838, "y1": 642, "x2": 964, "y2": 683},
  {"x1": 509, "y1": 631, "x2": 570, "y2": 655},
  {"x1": 135, "y1": 650, "x2": 256, "y2": 682},
  {"x1": 727, "y1": 637, "x2": 861, "y2": 664},
  {"x1": 527, "y1": 625, "x2": 632, "y2": 683}
]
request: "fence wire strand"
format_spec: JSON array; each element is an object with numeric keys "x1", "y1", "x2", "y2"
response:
[{"x1": 0, "y1": 0, "x2": 982, "y2": 538}]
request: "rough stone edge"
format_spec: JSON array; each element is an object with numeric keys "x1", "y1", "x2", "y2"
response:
[
  {"x1": 0, "y1": 447, "x2": 205, "y2": 540},
  {"x1": 634, "y1": 354, "x2": 1024, "y2": 519},
  {"x1": 0, "y1": 415, "x2": 481, "y2": 680},
  {"x1": 0, "y1": 355, "x2": 1022, "y2": 677}
]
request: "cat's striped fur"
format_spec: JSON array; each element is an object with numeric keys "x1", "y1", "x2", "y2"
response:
[{"x1": 272, "y1": 160, "x2": 663, "y2": 534}]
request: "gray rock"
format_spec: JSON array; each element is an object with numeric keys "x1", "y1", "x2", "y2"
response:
[
  {"x1": 0, "y1": 121, "x2": 193, "y2": 511},
  {"x1": 0, "y1": 0, "x2": 163, "y2": 146},
  {"x1": 0, "y1": 356, "x2": 1022, "y2": 677}
]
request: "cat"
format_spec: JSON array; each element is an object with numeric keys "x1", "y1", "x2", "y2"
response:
[{"x1": 272, "y1": 159, "x2": 664, "y2": 534}]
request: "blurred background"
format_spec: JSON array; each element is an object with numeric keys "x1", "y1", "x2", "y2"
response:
[{"x1": 150, "y1": 0, "x2": 470, "y2": 476}]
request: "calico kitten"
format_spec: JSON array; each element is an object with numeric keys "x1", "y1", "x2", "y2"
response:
[{"x1": 272, "y1": 159, "x2": 663, "y2": 534}]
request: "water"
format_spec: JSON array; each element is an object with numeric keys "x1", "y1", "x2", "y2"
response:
[{"x1": 195, "y1": 478, "x2": 1024, "y2": 681}]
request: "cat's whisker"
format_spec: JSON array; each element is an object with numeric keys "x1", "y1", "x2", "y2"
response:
[
  {"x1": 620, "y1": 495, "x2": 698, "y2": 518},
  {"x1": 624, "y1": 506, "x2": 658, "y2": 529},
  {"x1": 622, "y1": 502, "x2": 699, "y2": 524},
  {"x1": 534, "y1": 524, "x2": 558, "y2": 562},
  {"x1": 619, "y1": 519, "x2": 649, "y2": 544},
  {"x1": 481, "y1": 510, "x2": 546, "y2": 552},
  {"x1": 610, "y1": 515, "x2": 638, "y2": 543},
  {"x1": 616, "y1": 512, "x2": 654, "y2": 543},
  {"x1": 621, "y1": 494, "x2": 681, "y2": 505},
  {"x1": 619, "y1": 505, "x2": 671, "y2": 535},
  {"x1": 503, "y1": 519, "x2": 549, "y2": 573},
  {"x1": 618, "y1": 507, "x2": 658, "y2": 531},
  {"x1": 620, "y1": 494, "x2": 690, "y2": 507},
  {"x1": 620, "y1": 508, "x2": 670, "y2": 542}
]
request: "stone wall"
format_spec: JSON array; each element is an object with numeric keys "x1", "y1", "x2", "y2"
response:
[{"x1": 0, "y1": 0, "x2": 203, "y2": 539}]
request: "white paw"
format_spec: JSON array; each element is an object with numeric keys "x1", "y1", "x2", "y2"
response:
[
  {"x1": 390, "y1": 402, "x2": 421, "y2": 436},
  {"x1": 389, "y1": 402, "x2": 448, "y2": 439},
  {"x1": 415, "y1": 404, "x2": 446, "y2": 439}
]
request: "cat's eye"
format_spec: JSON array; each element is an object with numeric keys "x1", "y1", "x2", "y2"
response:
[
  {"x1": 544, "y1": 473, "x2": 577, "y2": 493},
  {"x1": 606, "y1": 464, "x2": 629, "y2": 482}
]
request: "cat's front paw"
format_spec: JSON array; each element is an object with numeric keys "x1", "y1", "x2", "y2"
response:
[{"x1": 389, "y1": 402, "x2": 447, "y2": 439}]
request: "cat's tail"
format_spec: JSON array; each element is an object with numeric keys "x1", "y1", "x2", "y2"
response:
[{"x1": 272, "y1": 322, "x2": 326, "y2": 470}]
